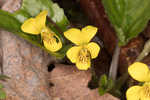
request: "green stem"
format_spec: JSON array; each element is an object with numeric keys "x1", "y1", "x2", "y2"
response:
[
  {"x1": 0, "y1": 41, "x2": 3, "y2": 74},
  {"x1": 115, "y1": 72, "x2": 128, "y2": 89},
  {"x1": 109, "y1": 44, "x2": 120, "y2": 80},
  {"x1": 47, "y1": 17, "x2": 63, "y2": 34},
  {"x1": 136, "y1": 39, "x2": 150, "y2": 61}
]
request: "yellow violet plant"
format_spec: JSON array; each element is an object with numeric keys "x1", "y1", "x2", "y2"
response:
[
  {"x1": 64, "y1": 26, "x2": 100, "y2": 70},
  {"x1": 126, "y1": 62, "x2": 150, "y2": 100},
  {"x1": 21, "y1": 10, "x2": 62, "y2": 52}
]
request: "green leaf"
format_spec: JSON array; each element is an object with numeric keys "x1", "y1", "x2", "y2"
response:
[
  {"x1": 0, "y1": 9, "x2": 21, "y2": 32},
  {"x1": 51, "y1": 3, "x2": 69, "y2": 31},
  {"x1": 100, "y1": 74, "x2": 108, "y2": 87},
  {"x1": 98, "y1": 74, "x2": 114, "y2": 96},
  {"x1": 98, "y1": 86, "x2": 107, "y2": 95},
  {"x1": 102, "y1": 0, "x2": 150, "y2": 45},
  {"x1": 21, "y1": 0, "x2": 54, "y2": 17},
  {"x1": 13, "y1": 9, "x2": 31, "y2": 23},
  {"x1": 0, "y1": 90, "x2": 6, "y2": 99}
]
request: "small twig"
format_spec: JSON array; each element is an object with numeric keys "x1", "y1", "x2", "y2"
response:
[
  {"x1": 0, "y1": 37, "x2": 3, "y2": 74},
  {"x1": 47, "y1": 17, "x2": 63, "y2": 34},
  {"x1": 109, "y1": 44, "x2": 120, "y2": 80},
  {"x1": 0, "y1": 50, "x2": 3, "y2": 74},
  {"x1": 136, "y1": 39, "x2": 150, "y2": 62}
]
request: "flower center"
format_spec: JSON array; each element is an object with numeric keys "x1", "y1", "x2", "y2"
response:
[
  {"x1": 78, "y1": 48, "x2": 91, "y2": 64},
  {"x1": 41, "y1": 28, "x2": 59, "y2": 44},
  {"x1": 141, "y1": 83, "x2": 150, "y2": 99}
]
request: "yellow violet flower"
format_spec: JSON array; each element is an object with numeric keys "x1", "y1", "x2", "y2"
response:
[
  {"x1": 64, "y1": 26, "x2": 100, "y2": 70},
  {"x1": 21, "y1": 10, "x2": 62, "y2": 52},
  {"x1": 126, "y1": 62, "x2": 150, "y2": 100}
]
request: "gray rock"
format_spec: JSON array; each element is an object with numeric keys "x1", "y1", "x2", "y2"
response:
[{"x1": 49, "y1": 64, "x2": 120, "y2": 100}]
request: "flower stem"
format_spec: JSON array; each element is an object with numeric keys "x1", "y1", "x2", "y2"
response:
[
  {"x1": 136, "y1": 39, "x2": 150, "y2": 61},
  {"x1": 109, "y1": 44, "x2": 120, "y2": 80},
  {"x1": 47, "y1": 17, "x2": 63, "y2": 34},
  {"x1": 115, "y1": 72, "x2": 128, "y2": 89}
]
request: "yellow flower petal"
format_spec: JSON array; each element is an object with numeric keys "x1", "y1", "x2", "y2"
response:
[
  {"x1": 64, "y1": 28, "x2": 82, "y2": 45},
  {"x1": 140, "y1": 82, "x2": 150, "y2": 100},
  {"x1": 142, "y1": 98, "x2": 150, "y2": 100},
  {"x1": 128, "y1": 62, "x2": 150, "y2": 82},
  {"x1": 66, "y1": 46, "x2": 82, "y2": 63},
  {"x1": 126, "y1": 86, "x2": 141, "y2": 100},
  {"x1": 64, "y1": 25, "x2": 98, "y2": 45},
  {"x1": 21, "y1": 18, "x2": 41, "y2": 34},
  {"x1": 86, "y1": 42, "x2": 100, "y2": 59},
  {"x1": 21, "y1": 10, "x2": 48, "y2": 34},
  {"x1": 35, "y1": 10, "x2": 48, "y2": 30},
  {"x1": 81, "y1": 25, "x2": 98, "y2": 43},
  {"x1": 76, "y1": 48, "x2": 91, "y2": 70},
  {"x1": 43, "y1": 34, "x2": 62, "y2": 52},
  {"x1": 41, "y1": 28, "x2": 62, "y2": 52},
  {"x1": 76, "y1": 58, "x2": 91, "y2": 70}
]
